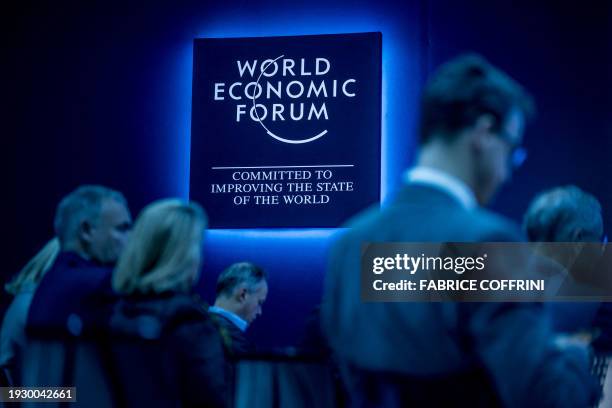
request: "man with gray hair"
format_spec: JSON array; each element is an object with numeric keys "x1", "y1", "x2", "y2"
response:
[
  {"x1": 209, "y1": 262, "x2": 268, "y2": 355},
  {"x1": 27, "y1": 185, "x2": 132, "y2": 334},
  {"x1": 524, "y1": 185, "x2": 604, "y2": 244}
]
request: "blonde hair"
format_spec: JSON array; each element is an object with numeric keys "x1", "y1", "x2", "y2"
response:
[
  {"x1": 112, "y1": 199, "x2": 207, "y2": 295},
  {"x1": 5, "y1": 238, "x2": 61, "y2": 295}
]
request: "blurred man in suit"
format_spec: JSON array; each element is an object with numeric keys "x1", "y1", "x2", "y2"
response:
[
  {"x1": 322, "y1": 54, "x2": 599, "y2": 407},
  {"x1": 27, "y1": 185, "x2": 132, "y2": 335},
  {"x1": 209, "y1": 262, "x2": 268, "y2": 355}
]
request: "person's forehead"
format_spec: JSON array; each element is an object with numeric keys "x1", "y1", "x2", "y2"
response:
[
  {"x1": 100, "y1": 198, "x2": 131, "y2": 222},
  {"x1": 253, "y1": 280, "x2": 268, "y2": 297}
]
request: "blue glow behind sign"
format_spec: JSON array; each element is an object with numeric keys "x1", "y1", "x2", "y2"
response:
[{"x1": 190, "y1": 32, "x2": 382, "y2": 228}]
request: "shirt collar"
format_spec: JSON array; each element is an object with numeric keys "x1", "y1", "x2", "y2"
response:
[
  {"x1": 208, "y1": 306, "x2": 248, "y2": 332},
  {"x1": 403, "y1": 166, "x2": 477, "y2": 210}
]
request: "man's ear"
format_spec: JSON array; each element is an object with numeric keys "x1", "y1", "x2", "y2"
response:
[
  {"x1": 570, "y1": 228, "x2": 583, "y2": 242},
  {"x1": 79, "y1": 220, "x2": 94, "y2": 244},
  {"x1": 235, "y1": 286, "x2": 248, "y2": 303},
  {"x1": 470, "y1": 114, "x2": 496, "y2": 153}
]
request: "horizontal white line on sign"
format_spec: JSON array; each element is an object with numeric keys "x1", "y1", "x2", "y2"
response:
[{"x1": 211, "y1": 165, "x2": 355, "y2": 169}]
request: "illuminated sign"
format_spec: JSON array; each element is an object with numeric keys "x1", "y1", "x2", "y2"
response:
[{"x1": 190, "y1": 32, "x2": 381, "y2": 228}]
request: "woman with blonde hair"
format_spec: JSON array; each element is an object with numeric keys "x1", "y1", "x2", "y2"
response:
[
  {"x1": 1, "y1": 238, "x2": 60, "y2": 383},
  {"x1": 109, "y1": 199, "x2": 227, "y2": 407}
]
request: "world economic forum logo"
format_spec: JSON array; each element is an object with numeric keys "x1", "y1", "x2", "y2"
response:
[{"x1": 212, "y1": 55, "x2": 357, "y2": 144}]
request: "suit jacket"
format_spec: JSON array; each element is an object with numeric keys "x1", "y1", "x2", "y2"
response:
[
  {"x1": 209, "y1": 312, "x2": 252, "y2": 356},
  {"x1": 322, "y1": 184, "x2": 599, "y2": 407},
  {"x1": 26, "y1": 251, "x2": 113, "y2": 336}
]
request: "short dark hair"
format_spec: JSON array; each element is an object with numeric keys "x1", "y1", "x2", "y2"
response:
[
  {"x1": 523, "y1": 185, "x2": 603, "y2": 242},
  {"x1": 215, "y1": 262, "x2": 267, "y2": 298},
  {"x1": 419, "y1": 54, "x2": 535, "y2": 144}
]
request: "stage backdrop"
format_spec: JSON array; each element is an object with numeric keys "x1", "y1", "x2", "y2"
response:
[
  {"x1": 190, "y1": 33, "x2": 382, "y2": 228},
  {"x1": 3, "y1": 1, "x2": 609, "y2": 348}
]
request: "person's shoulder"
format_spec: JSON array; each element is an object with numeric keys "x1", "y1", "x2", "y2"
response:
[
  {"x1": 208, "y1": 311, "x2": 235, "y2": 330},
  {"x1": 468, "y1": 207, "x2": 525, "y2": 242},
  {"x1": 208, "y1": 312, "x2": 250, "y2": 355},
  {"x1": 1, "y1": 291, "x2": 33, "y2": 334},
  {"x1": 336, "y1": 184, "x2": 467, "y2": 242},
  {"x1": 9, "y1": 291, "x2": 35, "y2": 314},
  {"x1": 110, "y1": 293, "x2": 212, "y2": 339},
  {"x1": 36, "y1": 252, "x2": 112, "y2": 289},
  {"x1": 328, "y1": 204, "x2": 382, "y2": 257},
  {"x1": 168, "y1": 301, "x2": 224, "y2": 353},
  {"x1": 331, "y1": 189, "x2": 525, "y2": 247},
  {"x1": 344, "y1": 203, "x2": 382, "y2": 231},
  {"x1": 151, "y1": 293, "x2": 210, "y2": 327},
  {"x1": 5, "y1": 291, "x2": 34, "y2": 325}
]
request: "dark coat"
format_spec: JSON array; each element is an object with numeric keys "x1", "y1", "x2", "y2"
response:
[
  {"x1": 322, "y1": 184, "x2": 600, "y2": 407},
  {"x1": 26, "y1": 251, "x2": 113, "y2": 336},
  {"x1": 109, "y1": 292, "x2": 228, "y2": 408},
  {"x1": 209, "y1": 312, "x2": 252, "y2": 357}
]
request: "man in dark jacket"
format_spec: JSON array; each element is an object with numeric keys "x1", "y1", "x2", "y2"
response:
[
  {"x1": 27, "y1": 185, "x2": 132, "y2": 335},
  {"x1": 209, "y1": 262, "x2": 268, "y2": 356},
  {"x1": 322, "y1": 54, "x2": 600, "y2": 407}
]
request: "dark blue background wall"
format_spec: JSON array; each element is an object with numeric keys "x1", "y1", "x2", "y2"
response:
[{"x1": 3, "y1": 0, "x2": 610, "y2": 348}]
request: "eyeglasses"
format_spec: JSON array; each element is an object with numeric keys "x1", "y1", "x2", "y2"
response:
[{"x1": 497, "y1": 129, "x2": 527, "y2": 170}]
